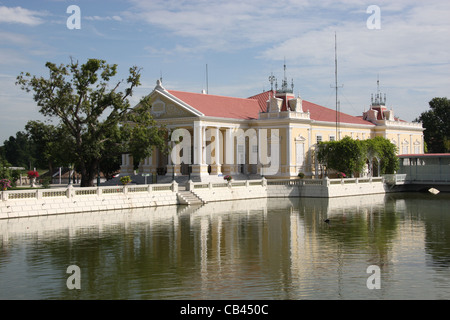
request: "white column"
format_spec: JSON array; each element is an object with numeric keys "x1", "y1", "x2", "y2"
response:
[
  {"x1": 286, "y1": 126, "x2": 292, "y2": 176},
  {"x1": 120, "y1": 154, "x2": 133, "y2": 175},
  {"x1": 192, "y1": 121, "x2": 208, "y2": 178},
  {"x1": 410, "y1": 134, "x2": 413, "y2": 154},
  {"x1": 202, "y1": 126, "x2": 207, "y2": 165},
  {"x1": 225, "y1": 128, "x2": 233, "y2": 166},
  {"x1": 307, "y1": 128, "x2": 312, "y2": 175},
  {"x1": 140, "y1": 155, "x2": 153, "y2": 173},
  {"x1": 421, "y1": 135, "x2": 425, "y2": 153},
  {"x1": 168, "y1": 141, "x2": 173, "y2": 166},
  {"x1": 194, "y1": 122, "x2": 203, "y2": 165},
  {"x1": 215, "y1": 127, "x2": 221, "y2": 166}
]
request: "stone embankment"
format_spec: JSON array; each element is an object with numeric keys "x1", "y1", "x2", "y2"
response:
[{"x1": 1, "y1": 177, "x2": 386, "y2": 219}]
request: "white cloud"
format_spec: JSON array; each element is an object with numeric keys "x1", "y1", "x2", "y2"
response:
[
  {"x1": 124, "y1": 0, "x2": 324, "y2": 52},
  {"x1": 0, "y1": 6, "x2": 45, "y2": 26},
  {"x1": 85, "y1": 15, "x2": 122, "y2": 21}
]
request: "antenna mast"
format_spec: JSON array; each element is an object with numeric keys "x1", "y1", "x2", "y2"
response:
[
  {"x1": 206, "y1": 64, "x2": 209, "y2": 94},
  {"x1": 331, "y1": 32, "x2": 343, "y2": 140}
]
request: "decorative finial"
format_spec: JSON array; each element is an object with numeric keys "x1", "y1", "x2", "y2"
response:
[{"x1": 156, "y1": 78, "x2": 165, "y2": 90}]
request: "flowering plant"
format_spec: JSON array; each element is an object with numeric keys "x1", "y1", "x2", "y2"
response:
[
  {"x1": 337, "y1": 172, "x2": 346, "y2": 178},
  {"x1": 224, "y1": 175, "x2": 232, "y2": 182},
  {"x1": 120, "y1": 175, "x2": 132, "y2": 185},
  {"x1": 0, "y1": 179, "x2": 11, "y2": 190},
  {"x1": 27, "y1": 170, "x2": 40, "y2": 178}
]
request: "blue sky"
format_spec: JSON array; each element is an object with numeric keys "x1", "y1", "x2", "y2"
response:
[{"x1": 1, "y1": 0, "x2": 449, "y2": 143}]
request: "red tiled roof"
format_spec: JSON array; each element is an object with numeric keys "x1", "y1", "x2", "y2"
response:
[
  {"x1": 167, "y1": 89, "x2": 372, "y2": 125},
  {"x1": 249, "y1": 91, "x2": 373, "y2": 126},
  {"x1": 168, "y1": 90, "x2": 264, "y2": 120}
]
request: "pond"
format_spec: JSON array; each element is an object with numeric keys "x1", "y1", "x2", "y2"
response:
[{"x1": 1, "y1": 192, "x2": 450, "y2": 300}]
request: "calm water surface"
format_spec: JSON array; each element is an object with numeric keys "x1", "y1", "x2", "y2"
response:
[{"x1": 1, "y1": 192, "x2": 450, "y2": 300}]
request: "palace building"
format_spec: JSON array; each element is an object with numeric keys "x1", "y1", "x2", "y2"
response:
[{"x1": 120, "y1": 72, "x2": 424, "y2": 181}]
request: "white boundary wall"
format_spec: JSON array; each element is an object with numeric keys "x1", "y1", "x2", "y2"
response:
[
  {"x1": 1, "y1": 177, "x2": 387, "y2": 219},
  {"x1": 0, "y1": 183, "x2": 178, "y2": 220},
  {"x1": 189, "y1": 177, "x2": 386, "y2": 203}
]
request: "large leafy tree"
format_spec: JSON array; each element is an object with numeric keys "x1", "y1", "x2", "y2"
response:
[
  {"x1": 0, "y1": 153, "x2": 12, "y2": 180},
  {"x1": 370, "y1": 136, "x2": 399, "y2": 175},
  {"x1": 2, "y1": 131, "x2": 35, "y2": 169},
  {"x1": 317, "y1": 136, "x2": 398, "y2": 177},
  {"x1": 317, "y1": 136, "x2": 367, "y2": 177},
  {"x1": 415, "y1": 97, "x2": 450, "y2": 153},
  {"x1": 25, "y1": 120, "x2": 73, "y2": 173},
  {"x1": 16, "y1": 58, "x2": 167, "y2": 187}
]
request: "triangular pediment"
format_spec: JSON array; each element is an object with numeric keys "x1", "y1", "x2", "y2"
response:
[{"x1": 145, "y1": 81, "x2": 204, "y2": 119}]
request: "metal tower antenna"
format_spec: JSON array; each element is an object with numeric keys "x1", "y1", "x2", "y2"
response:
[
  {"x1": 330, "y1": 32, "x2": 343, "y2": 140},
  {"x1": 206, "y1": 64, "x2": 209, "y2": 94},
  {"x1": 269, "y1": 72, "x2": 276, "y2": 91}
]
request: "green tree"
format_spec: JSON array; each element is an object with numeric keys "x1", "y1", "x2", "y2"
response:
[
  {"x1": 317, "y1": 136, "x2": 398, "y2": 177},
  {"x1": 16, "y1": 58, "x2": 168, "y2": 187},
  {"x1": 370, "y1": 136, "x2": 398, "y2": 174},
  {"x1": 2, "y1": 131, "x2": 35, "y2": 169},
  {"x1": 317, "y1": 136, "x2": 366, "y2": 177},
  {"x1": 25, "y1": 120, "x2": 75, "y2": 174},
  {"x1": 0, "y1": 153, "x2": 12, "y2": 180},
  {"x1": 415, "y1": 97, "x2": 450, "y2": 153}
]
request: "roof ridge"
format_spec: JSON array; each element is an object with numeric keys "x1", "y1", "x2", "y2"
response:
[{"x1": 168, "y1": 89, "x2": 254, "y2": 101}]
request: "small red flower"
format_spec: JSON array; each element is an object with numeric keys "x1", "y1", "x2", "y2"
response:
[{"x1": 27, "y1": 170, "x2": 40, "y2": 178}]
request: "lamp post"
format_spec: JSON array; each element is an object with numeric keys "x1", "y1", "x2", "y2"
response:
[
  {"x1": 68, "y1": 164, "x2": 73, "y2": 186},
  {"x1": 97, "y1": 164, "x2": 100, "y2": 186}
]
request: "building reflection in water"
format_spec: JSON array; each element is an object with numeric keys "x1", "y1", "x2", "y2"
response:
[{"x1": 1, "y1": 193, "x2": 450, "y2": 299}]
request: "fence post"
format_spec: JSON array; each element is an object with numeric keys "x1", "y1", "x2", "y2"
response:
[
  {"x1": 186, "y1": 180, "x2": 194, "y2": 191},
  {"x1": 66, "y1": 185, "x2": 76, "y2": 199},
  {"x1": 172, "y1": 181, "x2": 178, "y2": 193}
]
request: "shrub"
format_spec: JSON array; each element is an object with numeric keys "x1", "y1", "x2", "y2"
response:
[
  {"x1": 120, "y1": 175, "x2": 132, "y2": 185},
  {"x1": 0, "y1": 179, "x2": 11, "y2": 190}
]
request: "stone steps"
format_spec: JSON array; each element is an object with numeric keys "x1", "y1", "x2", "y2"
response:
[{"x1": 177, "y1": 190, "x2": 204, "y2": 205}]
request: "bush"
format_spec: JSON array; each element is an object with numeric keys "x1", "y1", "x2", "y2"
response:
[
  {"x1": 40, "y1": 176, "x2": 51, "y2": 188},
  {"x1": 0, "y1": 179, "x2": 11, "y2": 190},
  {"x1": 120, "y1": 175, "x2": 132, "y2": 185},
  {"x1": 317, "y1": 136, "x2": 398, "y2": 176}
]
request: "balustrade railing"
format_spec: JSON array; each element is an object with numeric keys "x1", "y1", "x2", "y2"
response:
[
  {"x1": 1, "y1": 182, "x2": 177, "y2": 202},
  {"x1": 1, "y1": 176, "x2": 386, "y2": 202}
]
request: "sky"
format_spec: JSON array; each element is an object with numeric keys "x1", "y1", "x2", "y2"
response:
[{"x1": 1, "y1": 0, "x2": 449, "y2": 144}]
